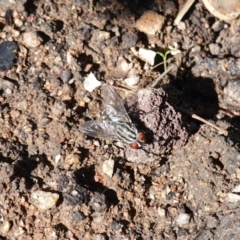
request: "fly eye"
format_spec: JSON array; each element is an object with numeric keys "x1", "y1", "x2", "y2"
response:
[
  {"x1": 131, "y1": 142, "x2": 139, "y2": 149},
  {"x1": 137, "y1": 133, "x2": 146, "y2": 142}
]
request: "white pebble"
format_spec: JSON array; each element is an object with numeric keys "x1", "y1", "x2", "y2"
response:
[
  {"x1": 55, "y1": 154, "x2": 61, "y2": 164},
  {"x1": 175, "y1": 213, "x2": 190, "y2": 225},
  {"x1": 31, "y1": 190, "x2": 59, "y2": 211},
  {"x1": 138, "y1": 48, "x2": 156, "y2": 65},
  {"x1": 102, "y1": 159, "x2": 114, "y2": 177},
  {"x1": 124, "y1": 76, "x2": 139, "y2": 86},
  {"x1": 124, "y1": 68, "x2": 140, "y2": 86},
  {"x1": 22, "y1": 31, "x2": 42, "y2": 48},
  {"x1": 177, "y1": 21, "x2": 186, "y2": 31},
  {"x1": 226, "y1": 193, "x2": 240, "y2": 203},
  {"x1": 93, "y1": 140, "x2": 100, "y2": 146},
  {"x1": 1, "y1": 221, "x2": 11, "y2": 236},
  {"x1": 84, "y1": 72, "x2": 101, "y2": 92},
  {"x1": 157, "y1": 207, "x2": 166, "y2": 217}
]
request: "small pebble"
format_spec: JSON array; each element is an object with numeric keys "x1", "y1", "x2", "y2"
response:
[
  {"x1": 31, "y1": 190, "x2": 59, "y2": 211},
  {"x1": 79, "y1": 100, "x2": 86, "y2": 107},
  {"x1": 212, "y1": 21, "x2": 224, "y2": 32},
  {"x1": 138, "y1": 48, "x2": 156, "y2": 65},
  {"x1": 61, "y1": 69, "x2": 72, "y2": 83},
  {"x1": 65, "y1": 153, "x2": 80, "y2": 165},
  {"x1": 209, "y1": 43, "x2": 220, "y2": 55},
  {"x1": 124, "y1": 68, "x2": 140, "y2": 86},
  {"x1": 55, "y1": 154, "x2": 61, "y2": 164},
  {"x1": 93, "y1": 140, "x2": 100, "y2": 146},
  {"x1": 177, "y1": 21, "x2": 186, "y2": 31},
  {"x1": 22, "y1": 31, "x2": 42, "y2": 48},
  {"x1": 124, "y1": 76, "x2": 140, "y2": 86},
  {"x1": 83, "y1": 96, "x2": 91, "y2": 103},
  {"x1": 14, "y1": 18, "x2": 23, "y2": 27},
  {"x1": 71, "y1": 211, "x2": 85, "y2": 222},
  {"x1": 5, "y1": 88, "x2": 12, "y2": 94},
  {"x1": 226, "y1": 193, "x2": 240, "y2": 203},
  {"x1": 84, "y1": 72, "x2": 101, "y2": 92},
  {"x1": 39, "y1": 117, "x2": 51, "y2": 126},
  {"x1": 1, "y1": 221, "x2": 11, "y2": 236},
  {"x1": 97, "y1": 30, "x2": 111, "y2": 41},
  {"x1": 157, "y1": 207, "x2": 166, "y2": 217},
  {"x1": 135, "y1": 10, "x2": 165, "y2": 35},
  {"x1": 112, "y1": 26, "x2": 120, "y2": 36},
  {"x1": 211, "y1": 151, "x2": 220, "y2": 159},
  {"x1": 175, "y1": 213, "x2": 190, "y2": 225},
  {"x1": 102, "y1": 159, "x2": 114, "y2": 177}
]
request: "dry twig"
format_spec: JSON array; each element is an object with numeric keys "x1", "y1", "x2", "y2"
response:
[
  {"x1": 176, "y1": 107, "x2": 228, "y2": 136},
  {"x1": 174, "y1": 0, "x2": 196, "y2": 25},
  {"x1": 151, "y1": 65, "x2": 174, "y2": 88}
]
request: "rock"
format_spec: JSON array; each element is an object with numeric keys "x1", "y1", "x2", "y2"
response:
[
  {"x1": 175, "y1": 213, "x2": 191, "y2": 225},
  {"x1": 177, "y1": 21, "x2": 186, "y2": 31},
  {"x1": 209, "y1": 43, "x2": 220, "y2": 55},
  {"x1": 0, "y1": 41, "x2": 17, "y2": 71},
  {"x1": 97, "y1": 30, "x2": 111, "y2": 41},
  {"x1": 157, "y1": 207, "x2": 166, "y2": 217},
  {"x1": 124, "y1": 76, "x2": 140, "y2": 86},
  {"x1": 211, "y1": 21, "x2": 224, "y2": 32},
  {"x1": 191, "y1": 45, "x2": 201, "y2": 53},
  {"x1": 226, "y1": 193, "x2": 240, "y2": 203},
  {"x1": 124, "y1": 68, "x2": 140, "y2": 86},
  {"x1": 102, "y1": 159, "x2": 114, "y2": 177},
  {"x1": 83, "y1": 96, "x2": 91, "y2": 103},
  {"x1": 31, "y1": 190, "x2": 59, "y2": 211},
  {"x1": 65, "y1": 153, "x2": 80, "y2": 165},
  {"x1": 0, "y1": 221, "x2": 11, "y2": 236},
  {"x1": 14, "y1": 18, "x2": 23, "y2": 27},
  {"x1": 138, "y1": 48, "x2": 156, "y2": 65},
  {"x1": 22, "y1": 32, "x2": 42, "y2": 48},
  {"x1": 55, "y1": 154, "x2": 61, "y2": 164},
  {"x1": 71, "y1": 211, "x2": 85, "y2": 222},
  {"x1": 135, "y1": 11, "x2": 165, "y2": 35},
  {"x1": 84, "y1": 72, "x2": 101, "y2": 92},
  {"x1": 61, "y1": 69, "x2": 72, "y2": 83}
]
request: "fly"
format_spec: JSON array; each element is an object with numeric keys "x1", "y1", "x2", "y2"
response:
[{"x1": 80, "y1": 84, "x2": 146, "y2": 149}]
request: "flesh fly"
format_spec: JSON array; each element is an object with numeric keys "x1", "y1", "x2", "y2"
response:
[{"x1": 80, "y1": 84, "x2": 146, "y2": 149}]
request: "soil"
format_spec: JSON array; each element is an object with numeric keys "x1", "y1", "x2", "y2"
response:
[{"x1": 0, "y1": 0, "x2": 240, "y2": 239}]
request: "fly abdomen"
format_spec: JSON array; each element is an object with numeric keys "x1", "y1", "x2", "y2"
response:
[{"x1": 115, "y1": 122, "x2": 138, "y2": 144}]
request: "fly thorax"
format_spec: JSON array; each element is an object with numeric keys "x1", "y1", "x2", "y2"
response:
[{"x1": 115, "y1": 122, "x2": 138, "y2": 144}]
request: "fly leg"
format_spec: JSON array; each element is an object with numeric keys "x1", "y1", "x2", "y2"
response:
[{"x1": 128, "y1": 107, "x2": 159, "y2": 119}]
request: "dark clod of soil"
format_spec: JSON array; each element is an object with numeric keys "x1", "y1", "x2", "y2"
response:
[
  {"x1": 0, "y1": 41, "x2": 17, "y2": 71},
  {"x1": 125, "y1": 88, "x2": 189, "y2": 163}
]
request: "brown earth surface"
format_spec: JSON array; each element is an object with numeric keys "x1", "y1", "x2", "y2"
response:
[{"x1": 0, "y1": 0, "x2": 240, "y2": 239}]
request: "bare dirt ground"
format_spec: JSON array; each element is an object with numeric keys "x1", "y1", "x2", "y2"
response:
[{"x1": 0, "y1": 0, "x2": 240, "y2": 239}]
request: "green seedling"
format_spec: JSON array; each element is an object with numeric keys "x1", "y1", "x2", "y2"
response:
[{"x1": 156, "y1": 45, "x2": 181, "y2": 72}]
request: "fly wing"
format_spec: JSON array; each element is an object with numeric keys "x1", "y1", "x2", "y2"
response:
[
  {"x1": 80, "y1": 120, "x2": 118, "y2": 140},
  {"x1": 102, "y1": 84, "x2": 131, "y2": 123}
]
